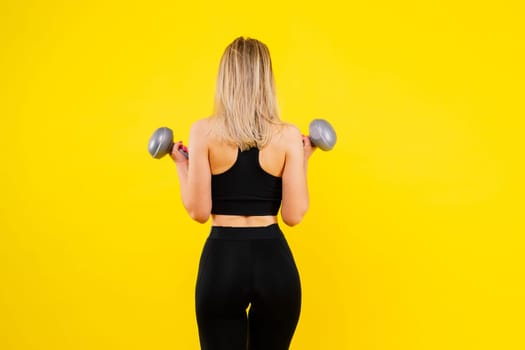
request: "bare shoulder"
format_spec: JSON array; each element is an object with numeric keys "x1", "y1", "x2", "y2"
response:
[
  {"x1": 190, "y1": 117, "x2": 212, "y2": 134},
  {"x1": 274, "y1": 122, "x2": 302, "y2": 148},
  {"x1": 188, "y1": 117, "x2": 214, "y2": 144},
  {"x1": 279, "y1": 121, "x2": 300, "y2": 133}
]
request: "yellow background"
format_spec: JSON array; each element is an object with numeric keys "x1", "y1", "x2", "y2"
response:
[{"x1": 1, "y1": 0, "x2": 524, "y2": 349}]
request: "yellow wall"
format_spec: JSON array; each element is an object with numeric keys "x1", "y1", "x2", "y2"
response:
[{"x1": 1, "y1": 1, "x2": 523, "y2": 349}]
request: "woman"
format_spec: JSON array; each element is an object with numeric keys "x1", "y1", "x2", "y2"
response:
[{"x1": 170, "y1": 36, "x2": 316, "y2": 350}]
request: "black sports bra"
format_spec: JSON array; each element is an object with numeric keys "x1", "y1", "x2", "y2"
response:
[{"x1": 211, "y1": 147, "x2": 282, "y2": 216}]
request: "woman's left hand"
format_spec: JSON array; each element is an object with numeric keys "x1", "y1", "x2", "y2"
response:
[{"x1": 170, "y1": 141, "x2": 189, "y2": 164}]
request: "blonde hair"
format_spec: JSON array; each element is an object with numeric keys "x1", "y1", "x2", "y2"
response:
[{"x1": 212, "y1": 36, "x2": 281, "y2": 151}]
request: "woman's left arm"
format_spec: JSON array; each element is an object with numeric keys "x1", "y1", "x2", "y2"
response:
[{"x1": 171, "y1": 119, "x2": 212, "y2": 223}]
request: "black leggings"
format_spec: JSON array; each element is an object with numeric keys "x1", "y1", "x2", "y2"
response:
[{"x1": 195, "y1": 224, "x2": 301, "y2": 350}]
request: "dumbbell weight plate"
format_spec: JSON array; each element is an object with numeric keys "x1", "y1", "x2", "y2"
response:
[
  {"x1": 148, "y1": 127, "x2": 174, "y2": 159},
  {"x1": 309, "y1": 119, "x2": 337, "y2": 151}
]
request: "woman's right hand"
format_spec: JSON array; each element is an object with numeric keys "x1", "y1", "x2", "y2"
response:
[
  {"x1": 170, "y1": 141, "x2": 189, "y2": 164},
  {"x1": 302, "y1": 135, "x2": 317, "y2": 161}
]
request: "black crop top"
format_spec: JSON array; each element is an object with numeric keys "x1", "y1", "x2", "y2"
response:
[{"x1": 211, "y1": 147, "x2": 282, "y2": 216}]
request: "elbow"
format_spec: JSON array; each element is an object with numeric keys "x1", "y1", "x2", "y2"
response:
[
  {"x1": 282, "y1": 216, "x2": 303, "y2": 227},
  {"x1": 193, "y1": 214, "x2": 209, "y2": 224},
  {"x1": 188, "y1": 209, "x2": 210, "y2": 224},
  {"x1": 185, "y1": 200, "x2": 211, "y2": 224},
  {"x1": 281, "y1": 207, "x2": 308, "y2": 227}
]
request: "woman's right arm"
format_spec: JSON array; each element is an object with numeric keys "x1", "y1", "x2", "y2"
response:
[{"x1": 280, "y1": 125, "x2": 316, "y2": 226}]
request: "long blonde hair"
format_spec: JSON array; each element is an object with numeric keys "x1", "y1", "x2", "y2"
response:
[{"x1": 212, "y1": 37, "x2": 281, "y2": 150}]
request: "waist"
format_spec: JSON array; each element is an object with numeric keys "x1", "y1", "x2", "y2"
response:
[
  {"x1": 211, "y1": 214, "x2": 278, "y2": 227},
  {"x1": 209, "y1": 223, "x2": 283, "y2": 240},
  {"x1": 211, "y1": 198, "x2": 281, "y2": 216}
]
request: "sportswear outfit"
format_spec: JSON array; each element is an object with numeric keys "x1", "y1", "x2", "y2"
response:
[{"x1": 195, "y1": 147, "x2": 302, "y2": 350}]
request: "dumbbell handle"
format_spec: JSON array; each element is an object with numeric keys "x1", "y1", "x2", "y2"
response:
[
  {"x1": 167, "y1": 142, "x2": 189, "y2": 159},
  {"x1": 178, "y1": 146, "x2": 189, "y2": 158}
]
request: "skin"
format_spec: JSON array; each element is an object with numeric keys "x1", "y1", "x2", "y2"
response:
[{"x1": 171, "y1": 117, "x2": 316, "y2": 227}]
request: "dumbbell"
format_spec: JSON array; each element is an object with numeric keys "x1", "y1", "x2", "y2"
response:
[
  {"x1": 147, "y1": 118, "x2": 336, "y2": 159},
  {"x1": 308, "y1": 119, "x2": 337, "y2": 151},
  {"x1": 147, "y1": 127, "x2": 188, "y2": 159}
]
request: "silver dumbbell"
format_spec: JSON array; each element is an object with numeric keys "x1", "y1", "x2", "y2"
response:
[
  {"x1": 308, "y1": 119, "x2": 337, "y2": 151},
  {"x1": 147, "y1": 127, "x2": 188, "y2": 159}
]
